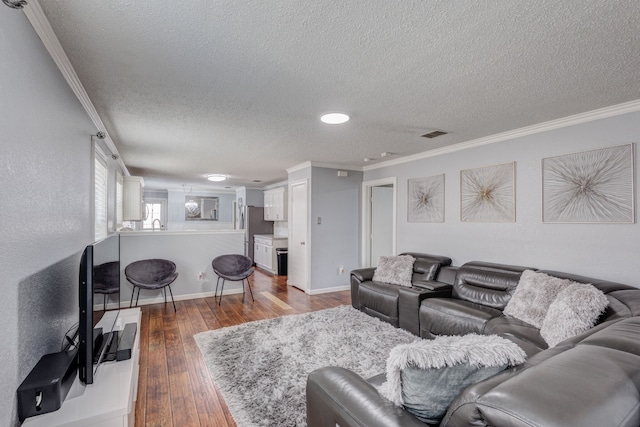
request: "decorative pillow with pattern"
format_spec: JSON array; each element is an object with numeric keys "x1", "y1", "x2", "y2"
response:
[
  {"x1": 503, "y1": 270, "x2": 574, "y2": 328},
  {"x1": 372, "y1": 255, "x2": 416, "y2": 287},
  {"x1": 540, "y1": 283, "x2": 609, "y2": 347}
]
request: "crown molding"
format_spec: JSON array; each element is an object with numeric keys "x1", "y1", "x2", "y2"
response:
[
  {"x1": 22, "y1": 0, "x2": 129, "y2": 175},
  {"x1": 364, "y1": 99, "x2": 640, "y2": 171},
  {"x1": 286, "y1": 161, "x2": 363, "y2": 174}
]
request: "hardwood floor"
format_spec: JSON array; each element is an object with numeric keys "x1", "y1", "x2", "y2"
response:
[{"x1": 134, "y1": 269, "x2": 351, "y2": 427}]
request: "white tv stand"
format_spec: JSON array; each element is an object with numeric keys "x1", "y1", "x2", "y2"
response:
[{"x1": 23, "y1": 308, "x2": 141, "y2": 427}]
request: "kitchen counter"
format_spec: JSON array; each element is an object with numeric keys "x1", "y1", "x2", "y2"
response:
[
  {"x1": 253, "y1": 235, "x2": 288, "y2": 274},
  {"x1": 119, "y1": 229, "x2": 243, "y2": 236},
  {"x1": 119, "y1": 230, "x2": 245, "y2": 304},
  {"x1": 254, "y1": 234, "x2": 288, "y2": 239}
]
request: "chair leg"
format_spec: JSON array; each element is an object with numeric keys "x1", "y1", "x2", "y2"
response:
[
  {"x1": 245, "y1": 278, "x2": 255, "y2": 302},
  {"x1": 214, "y1": 277, "x2": 220, "y2": 298},
  {"x1": 163, "y1": 287, "x2": 167, "y2": 305},
  {"x1": 130, "y1": 287, "x2": 135, "y2": 308},
  {"x1": 103, "y1": 295, "x2": 107, "y2": 311},
  {"x1": 167, "y1": 285, "x2": 177, "y2": 312},
  {"x1": 135, "y1": 287, "x2": 141, "y2": 307},
  {"x1": 218, "y1": 279, "x2": 226, "y2": 305}
]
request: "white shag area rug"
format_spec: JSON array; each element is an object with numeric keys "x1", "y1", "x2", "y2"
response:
[{"x1": 194, "y1": 305, "x2": 417, "y2": 427}]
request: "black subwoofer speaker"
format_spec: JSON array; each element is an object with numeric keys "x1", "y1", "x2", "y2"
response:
[{"x1": 17, "y1": 349, "x2": 78, "y2": 421}]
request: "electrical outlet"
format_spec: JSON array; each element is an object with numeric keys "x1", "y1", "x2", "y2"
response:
[
  {"x1": 339, "y1": 266, "x2": 345, "y2": 275},
  {"x1": 197, "y1": 272, "x2": 205, "y2": 281}
]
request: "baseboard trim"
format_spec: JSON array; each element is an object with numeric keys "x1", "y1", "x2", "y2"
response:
[
  {"x1": 307, "y1": 285, "x2": 350, "y2": 295},
  {"x1": 96, "y1": 288, "x2": 245, "y2": 310}
]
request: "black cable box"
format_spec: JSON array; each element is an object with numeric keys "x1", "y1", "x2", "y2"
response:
[{"x1": 17, "y1": 349, "x2": 78, "y2": 421}]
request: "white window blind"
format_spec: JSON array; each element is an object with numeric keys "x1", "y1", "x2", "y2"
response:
[
  {"x1": 94, "y1": 148, "x2": 108, "y2": 241},
  {"x1": 116, "y1": 172, "x2": 123, "y2": 229}
]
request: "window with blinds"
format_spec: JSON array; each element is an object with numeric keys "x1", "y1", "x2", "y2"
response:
[
  {"x1": 116, "y1": 172, "x2": 123, "y2": 229},
  {"x1": 94, "y1": 148, "x2": 108, "y2": 241}
]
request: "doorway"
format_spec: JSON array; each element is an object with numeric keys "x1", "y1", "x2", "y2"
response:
[{"x1": 362, "y1": 178, "x2": 396, "y2": 267}]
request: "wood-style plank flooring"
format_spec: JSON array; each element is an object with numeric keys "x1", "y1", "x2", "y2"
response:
[{"x1": 134, "y1": 269, "x2": 351, "y2": 427}]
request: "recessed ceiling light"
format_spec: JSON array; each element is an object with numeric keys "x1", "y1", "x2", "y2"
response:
[
  {"x1": 207, "y1": 174, "x2": 227, "y2": 182},
  {"x1": 320, "y1": 112, "x2": 350, "y2": 124}
]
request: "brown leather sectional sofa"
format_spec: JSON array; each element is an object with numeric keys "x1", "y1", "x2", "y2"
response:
[{"x1": 306, "y1": 254, "x2": 640, "y2": 427}]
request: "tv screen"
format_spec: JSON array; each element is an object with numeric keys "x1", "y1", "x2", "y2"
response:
[{"x1": 78, "y1": 234, "x2": 120, "y2": 385}]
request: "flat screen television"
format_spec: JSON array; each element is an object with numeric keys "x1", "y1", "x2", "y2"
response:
[{"x1": 78, "y1": 234, "x2": 120, "y2": 385}]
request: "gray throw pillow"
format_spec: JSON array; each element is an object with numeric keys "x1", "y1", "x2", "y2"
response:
[
  {"x1": 503, "y1": 270, "x2": 574, "y2": 328},
  {"x1": 378, "y1": 334, "x2": 526, "y2": 424},
  {"x1": 540, "y1": 283, "x2": 609, "y2": 347},
  {"x1": 372, "y1": 255, "x2": 415, "y2": 287}
]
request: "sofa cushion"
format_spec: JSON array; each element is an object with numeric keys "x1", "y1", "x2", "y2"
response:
[
  {"x1": 379, "y1": 334, "x2": 526, "y2": 424},
  {"x1": 540, "y1": 283, "x2": 609, "y2": 347},
  {"x1": 373, "y1": 255, "x2": 416, "y2": 287},
  {"x1": 420, "y1": 298, "x2": 502, "y2": 337},
  {"x1": 484, "y1": 315, "x2": 548, "y2": 357},
  {"x1": 503, "y1": 270, "x2": 572, "y2": 328},
  {"x1": 578, "y1": 317, "x2": 640, "y2": 356}
]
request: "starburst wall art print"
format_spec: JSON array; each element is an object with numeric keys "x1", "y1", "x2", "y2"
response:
[
  {"x1": 407, "y1": 174, "x2": 445, "y2": 222},
  {"x1": 460, "y1": 162, "x2": 515, "y2": 222},
  {"x1": 542, "y1": 144, "x2": 634, "y2": 223}
]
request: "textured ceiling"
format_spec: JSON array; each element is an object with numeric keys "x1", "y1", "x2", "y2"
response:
[{"x1": 38, "y1": 0, "x2": 640, "y2": 190}]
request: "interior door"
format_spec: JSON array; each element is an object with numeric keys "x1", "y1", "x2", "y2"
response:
[
  {"x1": 370, "y1": 185, "x2": 394, "y2": 266},
  {"x1": 362, "y1": 177, "x2": 396, "y2": 267},
  {"x1": 288, "y1": 180, "x2": 308, "y2": 291}
]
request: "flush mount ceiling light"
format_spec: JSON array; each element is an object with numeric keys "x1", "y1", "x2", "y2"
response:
[
  {"x1": 207, "y1": 174, "x2": 227, "y2": 182},
  {"x1": 320, "y1": 112, "x2": 350, "y2": 124}
]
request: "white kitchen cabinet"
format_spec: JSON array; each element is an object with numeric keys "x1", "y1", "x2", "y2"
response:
[
  {"x1": 123, "y1": 176, "x2": 144, "y2": 221},
  {"x1": 264, "y1": 187, "x2": 287, "y2": 221},
  {"x1": 254, "y1": 235, "x2": 288, "y2": 273}
]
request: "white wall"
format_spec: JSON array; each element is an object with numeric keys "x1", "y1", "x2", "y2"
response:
[
  {"x1": 364, "y1": 110, "x2": 640, "y2": 286},
  {"x1": 0, "y1": 8, "x2": 96, "y2": 426}
]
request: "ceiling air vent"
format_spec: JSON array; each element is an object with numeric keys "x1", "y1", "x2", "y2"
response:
[{"x1": 421, "y1": 130, "x2": 448, "y2": 139}]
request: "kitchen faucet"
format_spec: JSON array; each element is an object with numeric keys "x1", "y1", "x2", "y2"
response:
[{"x1": 152, "y1": 218, "x2": 162, "y2": 231}]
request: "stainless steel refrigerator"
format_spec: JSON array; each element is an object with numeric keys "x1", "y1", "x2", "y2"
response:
[{"x1": 241, "y1": 206, "x2": 274, "y2": 261}]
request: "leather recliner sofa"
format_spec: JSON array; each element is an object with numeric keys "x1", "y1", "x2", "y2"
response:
[
  {"x1": 350, "y1": 253, "x2": 455, "y2": 335},
  {"x1": 308, "y1": 260, "x2": 640, "y2": 427}
]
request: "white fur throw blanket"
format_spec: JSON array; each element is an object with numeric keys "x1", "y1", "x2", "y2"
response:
[{"x1": 380, "y1": 334, "x2": 527, "y2": 406}]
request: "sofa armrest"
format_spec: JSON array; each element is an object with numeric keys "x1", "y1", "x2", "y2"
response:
[
  {"x1": 350, "y1": 268, "x2": 376, "y2": 309},
  {"x1": 413, "y1": 280, "x2": 454, "y2": 292},
  {"x1": 306, "y1": 367, "x2": 424, "y2": 427},
  {"x1": 398, "y1": 285, "x2": 453, "y2": 335},
  {"x1": 351, "y1": 268, "x2": 376, "y2": 282}
]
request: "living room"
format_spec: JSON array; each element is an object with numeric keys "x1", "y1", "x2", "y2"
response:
[{"x1": 2, "y1": 1, "x2": 640, "y2": 426}]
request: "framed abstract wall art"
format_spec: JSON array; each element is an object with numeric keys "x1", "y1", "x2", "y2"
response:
[
  {"x1": 542, "y1": 144, "x2": 634, "y2": 223},
  {"x1": 408, "y1": 174, "x2": 445, "y2": 222},
  {"x1": 460, "y1": 162, "x2": 515, "y2": 222}
]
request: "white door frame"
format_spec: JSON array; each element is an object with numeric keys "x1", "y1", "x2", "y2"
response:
[
  {"x1": 288, "y1": 179, "x2": 310, "y2": 292},
  {"x1": 361, "y1": 177, "x2": 397, "y2": 267}
]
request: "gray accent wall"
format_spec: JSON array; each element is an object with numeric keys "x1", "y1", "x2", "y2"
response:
[
  {"x1": 1, "y1": 8, "x2": 95, "y2": 426},
  {"x1": 364, "y1": 111, "x2": 640, "y2": 286},
  {"x1": 310, "y1": 167, "x2": 363, "y2": 290}
]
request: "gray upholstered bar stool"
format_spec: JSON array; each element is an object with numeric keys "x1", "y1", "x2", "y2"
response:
[
  {"x1": 125, "y1": 259, "x2": 178, "y2": 311},
  {"x1": 212, "y1": 254, "x2": 255, "y2": 305}
]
